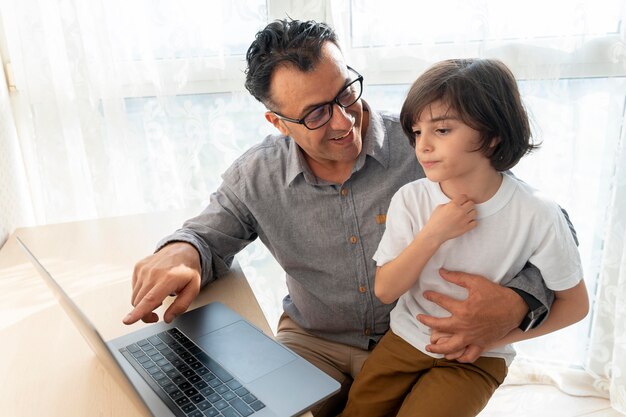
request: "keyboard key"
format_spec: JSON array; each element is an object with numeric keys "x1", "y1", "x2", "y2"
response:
[
  {"x1": 194, "y1": 352, "x2": 233, "y2": 382},
  {"x1": 234, "y1": 387, "x2": 249, "y2": 397},
  {"x1": 229, "y1": 397, "x2": 254, "y2": 417},
  {"x1": 207, "y1": 393, "x2": 221, "y2": 403},
  {"x1": 220, "y1": 407, "x2": 240, "y2": 417},
  {"x1": 222, "y1": 391, "x2": 236, "y2": 401},
  {"x1": 190, "y1": 394, "x2": 205, "y2": 404},
  {"x1": 214, "y1": 400, "x2": 228, "y2": 410},
  {"x1": 137, "y1": 339, "x2": 150, "y2": 347},
  {"x1": 202, "y1": 372, "x2": 216, "y2": 382},
  {"x1": 242, "y1": 393, "x2": 257, "y2": 404},
  {"x1": 138, "y1": 355, "x2": 152, "y2": 364},
  {"x1": 175, "y1": 396, "x2": 190, "y2": 406},
  {"x1": 184, "y1": 387, "x2": 199, "y2": 397},
  {"x1": 166, "y1": 369, "x2": 181, "y2": 379},
  {"x1": 127, "y1": 344, "x2": 141, "y2": 353},
  {"x1": 148, "y1": 335, "x2": 162, "y2": 345},
  {"x1": 250, "y1": 400, "x2": 265, "y2": 411},
  {"x1": 188, "y1": 375, "x2": 202, "y2": 384},
  {"x1": 226, "y1": 380, "x2": 242, "y2": 390},
  {"x1": 188, "y1": 411, "x2": 204, "y2": 417},
  {"x1": 163, "y1": 383, "x2": 178, "y2": 394},
  {"x1": 194, "y1": 380, "x2": 208, "y2": 390},
  {"x1": 208, "y1": 379, "x2": 223, "y2": 388},
  {"x1": 196, "y1": 400, "x2": 212, "y2": 411},
  {"x1": 178, "y1": 382, "x2": 192, "y2": 391},
  {"x1": 170, "y1": 390, "x2": 183, "y2": 400},
  {"x1": 158, "y1": 331, "x2": 175, "y2": 344},
  {"x1": 181, "y1": 402, "x2": 197, "y2": 413},
  {"x1": 203, "y1": 408, "x2": 219, "y2": 417}
]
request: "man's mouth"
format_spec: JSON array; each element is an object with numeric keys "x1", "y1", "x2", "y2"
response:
[{"x1": 330, "y1": 128, "x2": 352, "y2": 141}]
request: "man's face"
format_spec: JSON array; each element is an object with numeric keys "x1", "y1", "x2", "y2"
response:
[{"x1": 264, "y1": 42, "x2": 365, "y2": 180}]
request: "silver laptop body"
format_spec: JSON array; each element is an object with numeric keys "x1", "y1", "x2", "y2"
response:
[{"x1": 21, "y1": 238, "x2": 340, "y2": 417}]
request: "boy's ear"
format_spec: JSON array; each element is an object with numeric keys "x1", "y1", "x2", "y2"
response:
[
  {"x1": 265, "y1": 111, "x2": 290, "y2": 136},
  {"x1": 489, "y1": 136, "x2": 500, "y2": 148}
]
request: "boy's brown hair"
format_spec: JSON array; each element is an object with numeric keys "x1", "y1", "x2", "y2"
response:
[{"x1": 400, "y1": 59, "x2": 538, "y2": 171}]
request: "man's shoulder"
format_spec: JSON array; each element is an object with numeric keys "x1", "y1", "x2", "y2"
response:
[
  {"x1": 377, "y1": 110, "x2": 401, "y2": 130},
  {"x1": 230, "y1": 134, "x2": 290, "y2": 166}
]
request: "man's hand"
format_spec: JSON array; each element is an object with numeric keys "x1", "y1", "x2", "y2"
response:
[
  {"x1": 123, "y1": 242, "x2": 202, "y2": 325},
  {"x1": 417, "y1": 268, "x2": 527, "y2": 362}
]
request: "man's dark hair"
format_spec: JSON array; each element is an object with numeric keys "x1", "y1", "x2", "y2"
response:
[
  {"x1": 400, "y1": 58, "x2": 539, "y2": 171},
  {"x1": 245, "y1": 19, "x2": 340, "y2": 107}
]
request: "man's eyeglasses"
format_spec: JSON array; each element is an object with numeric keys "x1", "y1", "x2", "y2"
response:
[{"x1": 272, "y1": 66, "x2": 364, "y2": 130}]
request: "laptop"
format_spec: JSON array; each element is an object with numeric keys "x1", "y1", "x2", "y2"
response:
[{"x1": 20, "y1": 238, "x2": 340, "y2": 417}]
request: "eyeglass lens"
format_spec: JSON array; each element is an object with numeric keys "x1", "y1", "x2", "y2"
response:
[{"x1": 303, "y1": 77, "x2": 362, "y2": 129}]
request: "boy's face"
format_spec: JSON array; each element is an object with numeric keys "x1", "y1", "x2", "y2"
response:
[
  {"x1": 411, "y1": 100, "x2": 495, "y2": 185},
  {"x1": 263, "y1": 42, "x2": 366, "y2": 180}
]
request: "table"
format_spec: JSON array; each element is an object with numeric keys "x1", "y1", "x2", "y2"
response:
[{"x1": 0, "y1": 210, "x2": 311, "y2": 416}]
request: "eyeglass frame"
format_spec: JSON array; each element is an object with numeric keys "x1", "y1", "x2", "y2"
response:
[{"x1": 270, "y1": 66, "x2": 364, "y2": 130}]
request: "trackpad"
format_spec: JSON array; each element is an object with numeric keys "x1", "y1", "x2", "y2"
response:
[{"x1": 197, "y1": 321, "x2": 296, "y2": 383}]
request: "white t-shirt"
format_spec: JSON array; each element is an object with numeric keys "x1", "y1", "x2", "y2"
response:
[{"x1": 373, "y1": 173, "x2": 582, "y2": 365}]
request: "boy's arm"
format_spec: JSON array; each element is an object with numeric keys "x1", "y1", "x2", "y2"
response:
[{"x1": 375, "y1": 195, "x2": 477, "y2": 304}]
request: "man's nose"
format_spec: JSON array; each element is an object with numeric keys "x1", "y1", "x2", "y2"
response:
[{"x1": 328, "y1": 103, "x2": 355, "y2": 130}]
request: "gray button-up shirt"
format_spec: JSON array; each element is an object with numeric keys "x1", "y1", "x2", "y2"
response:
[{"x1": 160, "y1": 105, "x2": 552, "y2": 349}]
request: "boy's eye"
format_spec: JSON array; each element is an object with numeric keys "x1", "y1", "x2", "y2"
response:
[
  {"x1": 412, "y1": 129, "x2": 421, "y2": 137},
  {"x1": 436, "y1": 128, "x2": 450, "y2": 135}
]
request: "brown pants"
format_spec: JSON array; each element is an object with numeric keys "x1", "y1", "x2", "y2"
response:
[
  {"x1": 275, "y1": 314, "x2": 371, "y2": 417},
  {"x1": 342, "y1": 330, "x2": 508, "y2": 417}
]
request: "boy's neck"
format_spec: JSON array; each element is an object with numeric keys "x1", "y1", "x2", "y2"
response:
[{"x1": 439, "y1": 169, "x2": 503, "y2": 204}]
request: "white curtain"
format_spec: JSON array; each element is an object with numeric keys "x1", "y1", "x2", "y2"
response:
[
  {"x1": 0, "y1": 61, "x2": 34, "y2": 247},
  {"x1": 586, "y1": 117, "x2": 626, "y2": 413},
  {"x1": 0, "y1": 0, "x2": 271, "y2": 229}
]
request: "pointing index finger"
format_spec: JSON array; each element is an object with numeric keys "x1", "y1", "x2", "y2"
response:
[{"x1": 123, "y1": 285, "x2": 170, "y2": 325}]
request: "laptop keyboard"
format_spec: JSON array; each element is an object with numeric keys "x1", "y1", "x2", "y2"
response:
[{"x1": 121, "y1": 327, "x2": 266, "y2": 417}]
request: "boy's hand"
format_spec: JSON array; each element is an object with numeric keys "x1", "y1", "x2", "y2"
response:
[
  {"x1": 429, "y1": 330, "x2": 484, "y2": 362},
  {"x1": 423, "y1": 195, "x2": 477, "y2": 245}
]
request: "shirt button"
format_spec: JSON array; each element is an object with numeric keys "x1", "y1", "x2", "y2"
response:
[
  {"x1": 340, "y1": 188, "x2": 349, "y2": 196},
  {"x1": 350, "y1": 236, "x2": 357, "y2": 244},
  {"x1": 364, "y1": 328, "x2": 371, "y2": 336},
  {"x1": 359, "y1": 286, "x2": 367, "y2": 293}
]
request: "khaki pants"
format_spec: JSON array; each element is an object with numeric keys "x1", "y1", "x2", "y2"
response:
[
  {"x1": 275, "y1": 314, "x2": 371, "y2": 417},
  {"x1": 342, "y1": 330, "x2": 508, "y2": 417}
]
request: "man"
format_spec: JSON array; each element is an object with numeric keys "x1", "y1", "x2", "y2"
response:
[{"x1": 124, "y1": 19, "x2": 559, "y2": 416}]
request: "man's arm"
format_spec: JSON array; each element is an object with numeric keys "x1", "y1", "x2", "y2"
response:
[{"x1": 123, "y1": 180, "x2": 258, "y2": 325}]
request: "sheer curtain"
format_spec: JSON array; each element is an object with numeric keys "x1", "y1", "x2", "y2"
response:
[{"x1": 1, "y1": 0, "x2": 625, "y2": 412}]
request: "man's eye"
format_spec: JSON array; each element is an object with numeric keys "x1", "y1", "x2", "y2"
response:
[{"x1": 306, "y1": 106, "x2": 328, "y2": 122}]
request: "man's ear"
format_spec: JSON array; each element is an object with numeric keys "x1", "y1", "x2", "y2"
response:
[{"x1": 265, "y1": 111, "x2": 290, "y2": 136}]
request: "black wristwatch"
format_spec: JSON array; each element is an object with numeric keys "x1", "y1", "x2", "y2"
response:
[{"x1": 511, "y1": 288, "x2": 548, "y2": 332}]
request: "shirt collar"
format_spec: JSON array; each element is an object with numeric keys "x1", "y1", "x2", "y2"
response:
[{"x1": 285, "y1": 100, "x2": 390, "y2": 187}]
